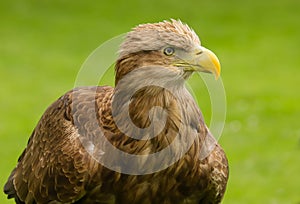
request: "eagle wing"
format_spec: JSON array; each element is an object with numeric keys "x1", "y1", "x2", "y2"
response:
[{"x1": 4, "y1": 86, "x2": 112, "y2": 203}]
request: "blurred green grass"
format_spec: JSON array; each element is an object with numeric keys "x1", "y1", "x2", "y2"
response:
[{"x1": 1, "y1": 0, "x2": 300, "y2": 203}]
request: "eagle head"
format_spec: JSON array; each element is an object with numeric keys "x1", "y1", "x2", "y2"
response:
[{"x1": 115, "y1": 19, "x2": 220, "y2": 85}]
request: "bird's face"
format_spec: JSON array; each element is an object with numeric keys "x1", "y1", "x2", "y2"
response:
[
  {"x1": 158, "y1": 44, "x2": 220, "y2": 79},
  {"x1": 116, "y1": 20, "x2": 220, "y2": 85}
]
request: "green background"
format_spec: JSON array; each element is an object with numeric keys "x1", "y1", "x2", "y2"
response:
[{"x1": 1, "y1": 0, "x2": 299, "y2": 203}]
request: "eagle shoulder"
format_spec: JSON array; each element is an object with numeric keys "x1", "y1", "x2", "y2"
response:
[{"x1": 4, "y1": 86, "x2": 112, "y2": 203}]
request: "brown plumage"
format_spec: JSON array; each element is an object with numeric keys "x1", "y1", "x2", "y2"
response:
[{"x1": 4, "y1": 20, "x2": 229, "y2": 204}]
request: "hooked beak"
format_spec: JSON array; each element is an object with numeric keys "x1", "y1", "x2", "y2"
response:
[{"x1": 184, "y1": 46, "x2": 221, "y2": 79}]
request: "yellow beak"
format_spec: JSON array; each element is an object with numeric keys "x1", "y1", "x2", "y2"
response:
[
  {"x1": 198, "y1": 47, "x2": 221, "y2": 79},
  {"x1": 183, "y1": 46, "x2": 221, "y2": 79}
]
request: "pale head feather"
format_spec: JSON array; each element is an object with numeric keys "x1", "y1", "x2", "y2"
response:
[{"x1": 118, "y1": 19, "x2": 201, "y2": 58}]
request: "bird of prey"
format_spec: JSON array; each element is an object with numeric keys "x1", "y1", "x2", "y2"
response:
[{"x1": 4, "y1": 19, "x2": 229, "y2": 204}]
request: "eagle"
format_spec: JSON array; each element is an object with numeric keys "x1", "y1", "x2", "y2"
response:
[{"x1": 4, "y1": 20, "x2": 229, "y2": 204}]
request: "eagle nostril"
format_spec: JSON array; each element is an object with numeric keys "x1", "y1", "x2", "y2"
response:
[{"x1": 195, "y1": 51, "x2": 203, "y2": 55}]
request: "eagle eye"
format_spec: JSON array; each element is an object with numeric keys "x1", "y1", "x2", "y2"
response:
[{"x1": 163, "y1": 47, "x2": 175, "y2": 56}]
